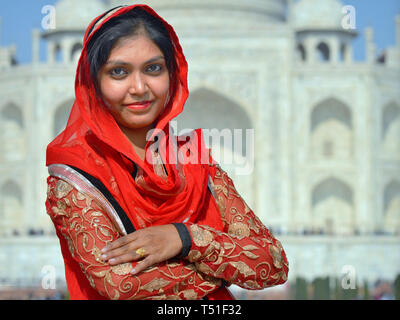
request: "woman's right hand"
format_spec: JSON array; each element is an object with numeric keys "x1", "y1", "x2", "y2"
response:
[{"x1": 101, "y1": 224, "x2": 183, "y2": 274}]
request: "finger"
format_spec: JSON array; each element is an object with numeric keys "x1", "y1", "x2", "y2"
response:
[
  {"x1": 102, "y1": 238, "x2": 127, "y2": 253},
  {"x1": 102, "y1": 233, "x2": 138, "y2": 253},
  {"x1": 102, "y1": 245, "x2": 130, "y2": 262},
  {"x1": 131, "y1": 255, "x2": 156, "y2": 275},
  {"x1": 102, "y1": 240, "x2": 145, "y2": 261},
  {"x1": 108, "y1": 245, "x2": 150, "y2": 265},
  {"x1": 108, "y1": 252, "x2": 141, "y2": 266}
]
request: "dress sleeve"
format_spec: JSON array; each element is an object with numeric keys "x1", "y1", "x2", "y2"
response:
[
  {"x1": 183, "y1": 162, "x2": 289, "y2": 290},
  {"x1": 45, "y1": 176, "x2": 221, "y2": 300}
]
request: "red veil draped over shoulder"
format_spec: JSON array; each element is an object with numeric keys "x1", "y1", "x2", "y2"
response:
[{"x1": 46, "y1": 4, "x2": 229, "y2": 299}]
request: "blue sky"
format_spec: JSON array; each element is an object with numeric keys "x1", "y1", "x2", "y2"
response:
[{"x1": 0, "y1": 0, "x2": 399, "y2": 64}]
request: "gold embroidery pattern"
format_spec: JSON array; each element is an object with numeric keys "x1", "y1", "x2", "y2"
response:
[
  {"x1": 186, "y1": 164, "x2": 289, "y2": 290},
  {"x1": 54, "y1": 180, "x2": 74, "y2": 199},
  {"x1": 46, "y1": 176, "x2": 220, "y2": 300},
  {"x1": 228, "y1": 222, "x2": 250, "y2": 238},
  {"x1": 111, "y1": 263, "x2": 132, "y2": 276},
  {"x1": 190, "y1": 225, "x2": 213, "y2": 247}
]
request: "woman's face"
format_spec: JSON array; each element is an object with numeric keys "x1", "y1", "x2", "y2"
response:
[{"x1": 98, "y1": 34, "x2": 170, "y2": 132}]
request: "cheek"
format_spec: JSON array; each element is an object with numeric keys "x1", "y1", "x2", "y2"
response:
[
  {"x1": 99, "y1": 78, "x2": 127, "y2": 104},
  {"x1": 152, "y1": 75, "x2": 170, "y2": 99}
]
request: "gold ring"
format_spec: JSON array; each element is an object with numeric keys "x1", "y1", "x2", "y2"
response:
[{"x1": 136, "y1": 248, "x2": 146, "y2": 257}]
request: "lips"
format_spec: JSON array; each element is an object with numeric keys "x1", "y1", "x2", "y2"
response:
[{"x1": 124, "y1": 101, "x2": 153, "y2": 110}]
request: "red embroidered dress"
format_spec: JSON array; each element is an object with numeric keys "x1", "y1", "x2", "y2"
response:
[
  {"x1": 46, "y1": 162, "x2": 288, "y2": 300},
  {"x1": 45, "y1": 4, "x2": 289, "y2": 300}
]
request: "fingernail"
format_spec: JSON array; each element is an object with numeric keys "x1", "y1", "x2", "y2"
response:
[
  {"x1": 109, "y1": 258, "x2": 116, "y2": 264},
  {"x1": 130, "y1": 268, "x2": 137, "y2": 275},
  {"x1": 101, "y1": 254, "x2": 107, "y2": 260},
  {"x1": 101, "y1": 247, "x2": 107, "y2": 253}
]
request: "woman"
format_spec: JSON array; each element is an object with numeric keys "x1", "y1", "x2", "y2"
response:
[{"x1": 45, "y1": 4, "x2": 289, "y2": 300}]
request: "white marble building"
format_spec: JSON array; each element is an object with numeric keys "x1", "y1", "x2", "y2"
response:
[{"x1": 0, "y1": 0, "x2": 399, "y2": 292}]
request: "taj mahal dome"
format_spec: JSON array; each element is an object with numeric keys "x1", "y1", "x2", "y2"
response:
[{"x1": 0, "y1": 0, "x2": 399, "y2": 295}]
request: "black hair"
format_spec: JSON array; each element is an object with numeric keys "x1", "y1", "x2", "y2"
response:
[{"x1": 86, "y1": 7, "x2": 177, "y2": 90}]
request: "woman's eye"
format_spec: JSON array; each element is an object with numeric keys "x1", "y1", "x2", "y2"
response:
[
  {"x1": 147, "y1": 64, "x2": 162, "y2": 73},
  {"x1": 110, "y1": 68, "x2": 127, "y2": 77}
]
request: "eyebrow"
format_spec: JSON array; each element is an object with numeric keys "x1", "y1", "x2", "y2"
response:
[{"x1": 106, "y1": 55, "x2": 165, "y2": 66}]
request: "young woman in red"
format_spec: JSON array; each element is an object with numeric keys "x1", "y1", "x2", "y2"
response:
[{"x1": 45, "y1": 4, "x2": 289, "y2": 300}]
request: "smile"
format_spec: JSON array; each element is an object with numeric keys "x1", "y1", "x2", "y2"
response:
[{"x1": 124, "y1": 101, "x2": 153, "y2": 110}]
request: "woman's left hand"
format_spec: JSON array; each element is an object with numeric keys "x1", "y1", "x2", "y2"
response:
[{"x1": 100, "y1": 224, "x2": 183, "y2": 275}]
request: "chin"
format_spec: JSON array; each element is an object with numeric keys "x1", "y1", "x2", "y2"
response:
[{"x1": 119, "y1": 116, "x2": 157, "y2": 130}]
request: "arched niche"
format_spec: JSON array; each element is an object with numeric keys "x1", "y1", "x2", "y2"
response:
[
  {"x1": 0, "y1": 102, "x2": 25, "y2": 161},
  {"x1": 53, "y1": 98, "x2": 74, "y2": 138},
  {"x1": 383, "y1": 180, "x2": 400, "y2": 234},
  {"x1": 174, "y1": 87, "x2": 253, "y2": 158},
  {"x1": 54, "y1": 43, "x2": 63, "y2": 63},
  {"x1": 174, "y1": 87, "x2": 255, "y2": 207},
  {"x1": 71, "y1": 42, "x2": 83, "y2": 63},
  {"x1": 316, "y1": 42, "x2": 330, "y2": 62},
  {"x1": 311, "y1": 177, "x2": 355, "y2": 235},
  {"x1": 0, "y1": 180, "x2": 23, "y2": 237},
  {"x1": 382, "y1": 102, "x2": 400, "y2": 157},
  {"x1": 296, "y1": 43, "x2": 306, "y2": 62},
  {"x1": 1, "y1": 102, "x2": 24, "y2": 128},
  {"x1": 339, "y1": 43, "x2": 346, "y2": 62},
  {"x1": 310, "y1": 98, "x2": 353, "y2": 160}
]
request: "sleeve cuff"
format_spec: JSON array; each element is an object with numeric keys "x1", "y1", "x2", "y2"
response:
[{"x1": 172, "y1": 223, "x2": 192, "y2": 258}]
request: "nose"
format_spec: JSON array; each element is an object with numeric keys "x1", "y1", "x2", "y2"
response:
[{"x1": 128, "y1": 72, "x2": 149, "y2": 97}]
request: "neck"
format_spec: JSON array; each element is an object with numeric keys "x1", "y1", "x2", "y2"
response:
[{"x1": 120, "y1": 124, "x2": 155, "y2": 161}]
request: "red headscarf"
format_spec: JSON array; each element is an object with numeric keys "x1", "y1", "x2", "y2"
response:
[{"x1": 46, "y1": 4, "x2": 223, "y2": 232}]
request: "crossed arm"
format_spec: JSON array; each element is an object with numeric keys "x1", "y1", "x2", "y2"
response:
[{"x1": 45, "y1": 162, "x2": 289, "y2": 300}]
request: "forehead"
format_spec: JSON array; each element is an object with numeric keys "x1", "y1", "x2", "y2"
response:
[{"x1": 108, "y1": 34, "x2": 163, "y2": 60}]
